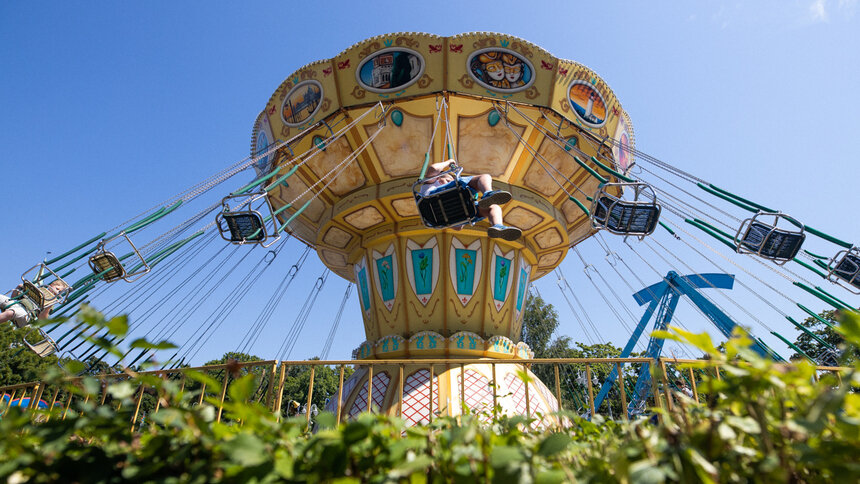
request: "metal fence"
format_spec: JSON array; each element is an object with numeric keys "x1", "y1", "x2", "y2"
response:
[{"x1": 0, "y1": 358, "x2": 848, "y2": 431}]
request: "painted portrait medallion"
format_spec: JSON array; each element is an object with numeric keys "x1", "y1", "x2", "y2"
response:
[
  {"x1": 466, "y1": 48, "x2": 534, "y2": 93},
  {"x1": 357, "y1": 48, "x2": 425, "y2": 93},
  {"x1": 281, "y1": 80, "x2": 323, "y2": 127},
  {"x1": 567, "y1": 80, "x2": 607, "y2": 128}
]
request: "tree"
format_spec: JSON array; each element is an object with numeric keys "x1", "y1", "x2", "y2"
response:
[
  {"x1": 279, "y1": 357, "x2": 353, "y2": 417},
  {"x1": 0, "y1": 324, "x2": 61, "y2": 387},
  {"x1": 791, "y1": 309, "x2": 859, "y2": 365},
  {"x1": 520, "y1": 295, "x2": 633, "y2": 418}
]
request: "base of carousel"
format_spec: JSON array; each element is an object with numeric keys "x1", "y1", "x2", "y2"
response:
[{"x1": 324, "y1": 361, "x2": 560, "y2": 428}]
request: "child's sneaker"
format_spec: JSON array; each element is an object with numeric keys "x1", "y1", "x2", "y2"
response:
[
  {"x1": 477, "y1": 190, "x2": 512, "y2": 210},
  {"x1": 488, "y1": 224, "x2": 522, "y2": 241}
]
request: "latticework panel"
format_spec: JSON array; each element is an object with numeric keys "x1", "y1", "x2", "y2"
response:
[
  {"x1": 401, "y1": 369, "x2": 439, "y2": 426},
  {"x1": 348, "y1": 371, "x2": 390, "y2": 419}
]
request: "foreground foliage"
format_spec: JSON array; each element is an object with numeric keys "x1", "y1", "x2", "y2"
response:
[{"x1": 0, "y1": 309, "x2": 859, "y2": 482}]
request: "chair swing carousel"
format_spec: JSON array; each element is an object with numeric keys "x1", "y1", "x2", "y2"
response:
[{"x1": 240, "y1": 31, "x2": 664, "y2": 423}]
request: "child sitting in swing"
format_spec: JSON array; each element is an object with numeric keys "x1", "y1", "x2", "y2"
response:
[
  {"x1": 420, "y1": 159, "x2": 522, "y2": 241},
  {"x1": 0, "y1": 280, "x2": 66, "y2": 328}
]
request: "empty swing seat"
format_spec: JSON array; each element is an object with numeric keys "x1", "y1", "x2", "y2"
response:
[
  {"x1": 221, "y1": 212, "x2": 266, "y2": 242},
  {"x1": 89, "y1": 252, "x2": 126, "y2": 283},
  {"x1": 22, "y1": 329, "x2": 58, "y2": 358},
  {"x1": 831, "y1": 251, "x2": 860, "y2": 290},
  {"x1": 592, "y1": 196, "x2": 661, "y2": 236},
  {"x1": 737, "y1": 220, "x2": 805, "y2": 262}
]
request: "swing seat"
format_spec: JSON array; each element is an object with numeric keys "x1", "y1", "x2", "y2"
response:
[
  {"x1": 414, "y1": 182, "x2": 479, "y2": 229},
  {"x1": 22, "y1": 329, "x2": 58, "y2": 358},
  {"x1": 87, "y1": 232, "x2": 149, "y2": 283},
  {"x1": 735, "y1": 213, "x2": 804, "y2": 264},
  {"x1": 590, "y1": 183, "x2": 661, "y2": 236},
  {"x1": 20, "y1": 281, "x2": 61, "y2": 310},
  {"x1": 829, "y1": 250, "x2": 860, "y2": 292},
  {"x1": 220, "y1": 212, "x2": 266, "y2": 242},
  {"x1": 412, "y1": 164, "x2": 480, "y2": 229},
  {"x1": 89, "y1": 252, "x2": 125, "y2": 283},
  {"x1": 216, "y1": 191, "x2": 280, "y2": 246}
]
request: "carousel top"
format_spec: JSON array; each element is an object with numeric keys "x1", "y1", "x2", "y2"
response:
[{"x1": 250, "y1": 32, "x2": 635, "y2": 283}]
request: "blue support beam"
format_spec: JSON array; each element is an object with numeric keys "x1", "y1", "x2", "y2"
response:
[{"x1": 592, "y1": 271, "x2": 781, "y2": 417}]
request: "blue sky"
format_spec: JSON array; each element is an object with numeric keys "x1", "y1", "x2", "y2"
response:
[{"x1": 1, "y1": 1, "x2": 858, "y2": 366}]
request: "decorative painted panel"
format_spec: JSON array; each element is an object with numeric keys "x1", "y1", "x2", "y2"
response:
[
  {"x1": 449, "y1": 238, "x2": 482, "y2": 306},
  {"x1": 371, "y1": 244, "x2": 398, "y2": 311},
  {"x1": 354, "y1": 257, "x2": 372, "y2": 314},
  {"x1": 405, "y1": 238, "x2": 439, "y2": 305},
  {"x1": 491, "y1": 245, "x2": 515, "y2": 311},
  {"x1": 514, "y1": 255, "x2": 532, "y2": 321}
]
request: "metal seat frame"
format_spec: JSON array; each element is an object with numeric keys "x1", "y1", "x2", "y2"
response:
[
  {"x1": 22, "y1": 329, "x2": 59, "y2": 358},
  {"x1": 827, "y1": 247, "x2": 860, "y2": 294},
  {"x1": 19, "y1": 264, "x2": 70, "y2": 315},
  {"x1": 216, "y1": 191, "x2": 282, "y2": 247},
  {"x1": 412, "y1": 164, "x2": 480, "y2": 230},
  {"x1": 88, "y1": 232, "x2": 149, "y2": 283},
  {"x1": 590, "y1": 182, "x2": 661, "y2": 238},
  {"x1": 734, "y1": 211, "x2": 805, "y2": 265}
]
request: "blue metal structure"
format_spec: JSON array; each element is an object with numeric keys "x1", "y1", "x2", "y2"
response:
[{"x1": 592, "y1": 271, "x2": 783, "y2": 416}]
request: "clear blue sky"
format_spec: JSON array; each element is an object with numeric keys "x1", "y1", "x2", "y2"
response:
[{"x1": 1, "y1": 1, "x2": 858, "y2": 366}]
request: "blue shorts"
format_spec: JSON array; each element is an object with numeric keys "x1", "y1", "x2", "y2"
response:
[{"x1": 424, "y1": 175, "x2": 475, "y2": 196}]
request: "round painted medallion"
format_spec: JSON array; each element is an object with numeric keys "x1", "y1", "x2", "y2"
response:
[
  {"x1": 466, "y1": 48, "x2": 534, "y2": 93},
  {"x1": 567, "y1": 80, "x2": 607, "y2": 128},
  {"x1": 281, "y1": 80, "x2": 323, "y2": 127},
  {"x1": 357, "y1": 48, "x2": 425, "y2": 93}
]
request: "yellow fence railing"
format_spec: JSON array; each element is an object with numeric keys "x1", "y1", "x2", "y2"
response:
[{"x1": 0, "y1": 358, "x2": 848, "y2": 431}]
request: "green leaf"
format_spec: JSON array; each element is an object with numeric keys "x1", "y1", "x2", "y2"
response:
[
  {"x1": 108, "y1": 381, "x2": 135, "y2": 400},
  {"x1": 537, "y1": 433, "x2": 571, "y2": 457},
  {"x1": 535, "y1": 470, "x2": 568, "y2": 484},
  {"x1": 228, "y1": 374, "x2": 257, "y2": 403},
  {"x1": 129, "y1": 338, "x2": 177, "y2": 350},
  {"x1": 222, "y1": 433, "x2": 267, "y2": 467},
  {"x1": 315, "y1": 411, "x2": 336, "y2": 429},
  {"x1": 629, "y1": 460, "x2": 665, "y2": 484},
  {"x1": 105, "y1": 315, "x2": 129, "y2": 336},
  {"x1": 490, "y1": 446, "x2": 524, "y2": 468}
]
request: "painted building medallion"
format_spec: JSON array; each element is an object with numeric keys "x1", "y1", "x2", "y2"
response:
[
  {"x1": 467, "y1": 48, "x2": 534, "y2": 93},
  {"x1": 281, "y1": 80, "x2": 323, "y2": 127},
  {"x1": 567, "y1": 80, "x2": 607, "y2": 128},
  {"x1": 357, "y1": 48, "x2": 425, "y2": 93}
]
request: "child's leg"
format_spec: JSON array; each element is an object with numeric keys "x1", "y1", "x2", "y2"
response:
[
  {"x1": 478, "y1": 205, "x2": 504, "y2": 226},
  {"x1": 0, "y1": 309, "x2": 15, "y2": 325},
  {"x1": 468, "y1": 174, "x2": 494, "y2": 194}
]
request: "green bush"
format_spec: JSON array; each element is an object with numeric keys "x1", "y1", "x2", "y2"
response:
[{"x1": 0, "y1": 308, "x2": 858, "y2": 483}]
